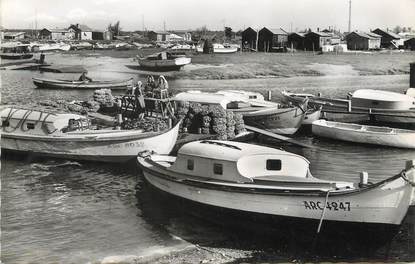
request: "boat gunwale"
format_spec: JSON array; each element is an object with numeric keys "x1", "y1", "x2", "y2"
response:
[
  {"x1": 1, "y1": 120, "x2": 181, "y2": 142},
  {"x1": 313, "y1": 120, "x2": 415, "y2": 135},
  {"x1": 139, "y1": 157, "x2": 408, "y2": 197}
]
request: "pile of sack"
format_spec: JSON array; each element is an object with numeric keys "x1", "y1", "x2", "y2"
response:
[
  {"x1": 93, "y1": 89, "x2": 114, "y2": 108},
  {"x1": 176, "y1": 102, "x2": 246, "y2": 140}
]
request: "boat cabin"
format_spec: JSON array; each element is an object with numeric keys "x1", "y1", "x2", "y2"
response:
[
  {"x1": 351, "y1": 89, "x2": 415, "y2": 110},
  {"x1": 0, "y1": 43, "x2": 31, "y2": 54},
  {"x1": 1, "y1": 108, "x2": 89, "y2": 136},
  {"x1": 168, "y1": 140, "x2": 311, "y2": 183}
]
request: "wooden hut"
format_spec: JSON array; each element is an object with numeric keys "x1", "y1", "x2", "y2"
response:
[
  {"x1": 241, "y1": 27, "x2": 258, "y2": 51},
  {"x1": 258, "y1": 27, "x2": 288, "y2": 52},
  {"x1": 303, "y1": 31, "x2": 332, "y2": 51},
  {"x1": 345, "y1": 31, "x2": 381, "y2": 50},
  {"x1": 404, "y1": 38, "x2": 415, "y2": 50},
  {"x1": 288, "y1": 32, "x2": 305, "y2": 50},
  {"x1": 372, "y1": 28, "x2": 401, "y2": 48}
]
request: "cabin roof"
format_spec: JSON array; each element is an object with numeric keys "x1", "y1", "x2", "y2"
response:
[
  {"x1": 174, "y1": 91, "x2": 231, "y2": 108},
  {"x1": 348, "y1": 31, "x2": 381, "y2": 39},
  {"x1": 178, "y1": 140, "x2": 309, "y2": 163},
  {"x1": 3, "y1": 32, "x2": 25, "y2": 37},
  {"x1": 352, "y1": 89, "x2": 415, "y2": 102}
]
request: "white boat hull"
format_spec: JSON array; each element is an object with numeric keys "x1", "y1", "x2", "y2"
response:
[
  {"x1": 2, "y1": 122, "x2": 180, "y2": 162},
  {"x1": 141, "y1": 164, "x2": 413, "y2": 225},
  {"x1": 312, "y1": 120, "x2": 415, "y2": 149}
]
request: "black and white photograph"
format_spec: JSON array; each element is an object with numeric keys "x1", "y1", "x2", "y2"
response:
[{"x1": 1, "y1": 0, "x2": 415, "y2": 263}]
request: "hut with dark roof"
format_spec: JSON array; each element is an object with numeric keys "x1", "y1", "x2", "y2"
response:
[
  {"x1": 288, "y1": 32, "x2": 305, "y2": 50},
  {"x1": 372, "y1": 28, "x2": 401, "y2": 48},
  {"x1": 345, "y1": 31, "x2": 381, "y2": 50},
  {"x1": 241, "y1": 27, "x2": 258, "y2": 51},
  {"x1": 258, "y1": 27, "x2": 288, "y2": 52},
  {"x1": 303, "y1": 31, "x2": 332, "y2": 51}
]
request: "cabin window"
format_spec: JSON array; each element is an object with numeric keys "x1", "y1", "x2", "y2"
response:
[
  {"x1": 249, "y1": 95, "x2": 257, "y2": 99},
  {"x1": 266, "y1": 159, "x2": 282, "y2": 171},
  {"x1": 26, "y1": 123, "x2": 35, "y2": 130},
  {"x1": 213, "y1": 163, "x2": 223, "y2": 175},
  {"x1": 2, "y1": 120, "x2": 9, "y2": 127},
  {"x1": 187, "y1": 159, "x2": 194, "y2": 170}
]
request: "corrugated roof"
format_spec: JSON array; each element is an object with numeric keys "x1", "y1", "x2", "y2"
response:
[
  {"x1": 373, "y1": 28, "x2": 401, "y2": 39},
  {"x1": 49, "y1": 28, "x2": 70, "y2": 33},
  {"x1": 348, "y1": 31, "x2": 381, "y2": 39},
  {"x1": 263, "y1": 27, "x2": 288, "y2": 35},
  {"x1": 3, "y1": 32, "x2": 25, "y2": 37},
  {"x1": 78, "y1": 24, "x2": 92, "y2": 31}
]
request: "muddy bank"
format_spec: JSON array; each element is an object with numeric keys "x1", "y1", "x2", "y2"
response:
[{"x1": 66, "y1": 49, "x2": 415, "y2": 80}]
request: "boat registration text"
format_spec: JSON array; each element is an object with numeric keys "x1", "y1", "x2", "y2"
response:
[{"x1": 304, "y1": 201, "x2": 351, "y2": 211}]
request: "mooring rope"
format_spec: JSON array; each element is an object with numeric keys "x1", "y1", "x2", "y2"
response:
[{"x1": 317, "y1": 190, "x2": 330, "y2": 234}]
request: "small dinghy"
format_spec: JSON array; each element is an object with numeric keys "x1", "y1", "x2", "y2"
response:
[
  {"x1": 32, "y1": 77, "x2": 134, "y2": 90},
  {"x1": 1, "y1": 108, "x2": 181, "y2": 162},
  {"x1": 312, "y1": 119, "x2": 415, "y2": 149},
  {"x1": 282, "y1": 91, "x2": 322, "y2": 125},
  {"x1": 137, "y1": 140, "x2": 415, "y2": 226},
  {"x1": 136, "y1": 51, "x2": 191, "y2": 71}
]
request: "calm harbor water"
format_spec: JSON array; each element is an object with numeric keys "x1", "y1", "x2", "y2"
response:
[{"x1": 1, "y1": 53, "x2": 415, "y2": 263}]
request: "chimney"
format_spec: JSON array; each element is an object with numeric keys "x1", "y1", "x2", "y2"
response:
[{"x1": 317, "y1": 27, "x2": 320, "y2": 32}]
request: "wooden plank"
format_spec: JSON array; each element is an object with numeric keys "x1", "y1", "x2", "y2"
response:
[{"x1": 245, "y1": 125, "x2": 320, "y2": 149}]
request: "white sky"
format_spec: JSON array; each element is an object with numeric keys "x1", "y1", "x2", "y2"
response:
[{"x1": 1, "y1": 0, "x2": 414, "y2": 32}]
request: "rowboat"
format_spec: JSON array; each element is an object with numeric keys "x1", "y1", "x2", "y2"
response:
[
  {"x1": 174, "y1": 90, "x2": 306, "y2": 135},
  {"x1": 1, "y1": 108, "x2": 181, "y2": 162},
  {"x1": 136, "y1": 52, "x2": 191, "y2": 71},
  {"x1": 137, "y1": 140, "x2": 415, "y2": 226},
  {"x1": 312, "y1": 119, "x2": 415, "y2": 149},
  {"x1": 33, "y1": 77, "x2": 134, "y2": 90},
  {"x1": 0, "y1": 43, "x2": 33, "y2": 60},
  {"x1": 281, "y1": 91, "x2": 322, "y2": 125}
]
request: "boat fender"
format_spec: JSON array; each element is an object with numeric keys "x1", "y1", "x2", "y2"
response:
[{"x1": 359, "y1": 172, "x2": 369, "y2": 188}]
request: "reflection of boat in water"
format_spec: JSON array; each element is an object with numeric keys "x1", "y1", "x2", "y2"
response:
[
  {"x1": 312, "y1": 119, "x2": 415, "y2": 149},
  {"x1": 32, "y1": 77, "x2": 134, "y2": 90},
  {"x1": 136, "y1": 51, "x2": 191, "y2": 71},
  {"x1": 1, "y1": 108, "x2": 181, "y2": 162},
  {"x1": 138, "y1": 140, "x2": 415, "y2": 226},
  {"x1": 0, "y1": 43, "x2": 34, "y2": 60},
  {"x1": 174, "y1": 90, "x2": 306, "y2": 135}
]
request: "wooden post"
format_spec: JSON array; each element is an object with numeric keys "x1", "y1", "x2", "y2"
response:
[
  {"x1": 410, "y1": 63, "x2": 415, "y2": 88},
  {"x1": 347, "y1": 100, "x2": 352, "y2": 112},
  {"x1": 267, "y1": 90, "x2": 272, "y2": 101}
]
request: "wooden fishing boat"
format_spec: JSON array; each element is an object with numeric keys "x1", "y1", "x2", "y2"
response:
[
  {"x1": 136, "y1": 52, "x2": 191, "y2": 71},
  {"x1": 174, "y1": 91, "x2": 306, "y2": 135},
  {"x1": 1, "y1": 108, "x2": 181, "y2": 162},
  {"x1": 137, "y1": 140, "x2": 415, "y2": 226},
  {"x1": 312, "y1": 119, "x2": 415, "y2": 149},
  {"x1": 32, "y1": 77, "x2": 134, "y2": 90},
  {"x1": 282, "y1": 91, "x2": 322, "y2": 125},
  {"x1": 0, "y1": 43, "x2": 33, "y2": 60}
]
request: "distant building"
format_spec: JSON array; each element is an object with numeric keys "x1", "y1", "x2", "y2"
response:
[
  {"x1": 147, "y1": 31, "x2": 171, "y2": 42},
  {"x1": 258, "y1": 27, "x2": 288, "y2": 52},
  {"x1": 404, "y1": 38, "x2": 415, "y2": 50},
  {"x1": 242, "y1": 27, "x2": 258, "y2": 51},
  {"x1": 68, "y1": 24, "x2": 93, "y2": 40},
  {"x1": 303, "y1": 31, "x2": 332, "y2": 51},
  {"x1": 345, "y1": 31, "x2": 381, "y2": 50},
  {"x1": 3, "y1": 32, "x2": 25, "y2": 40},
  {"x1": 288, "y1": 32, "x2": 305, "y2": 50},
  {"x1": 38, "y1": 28, "x2": 75, "y2": 40},
  {"x1": 372, "y1": 28, "x2": 401, "y2": 48}
]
